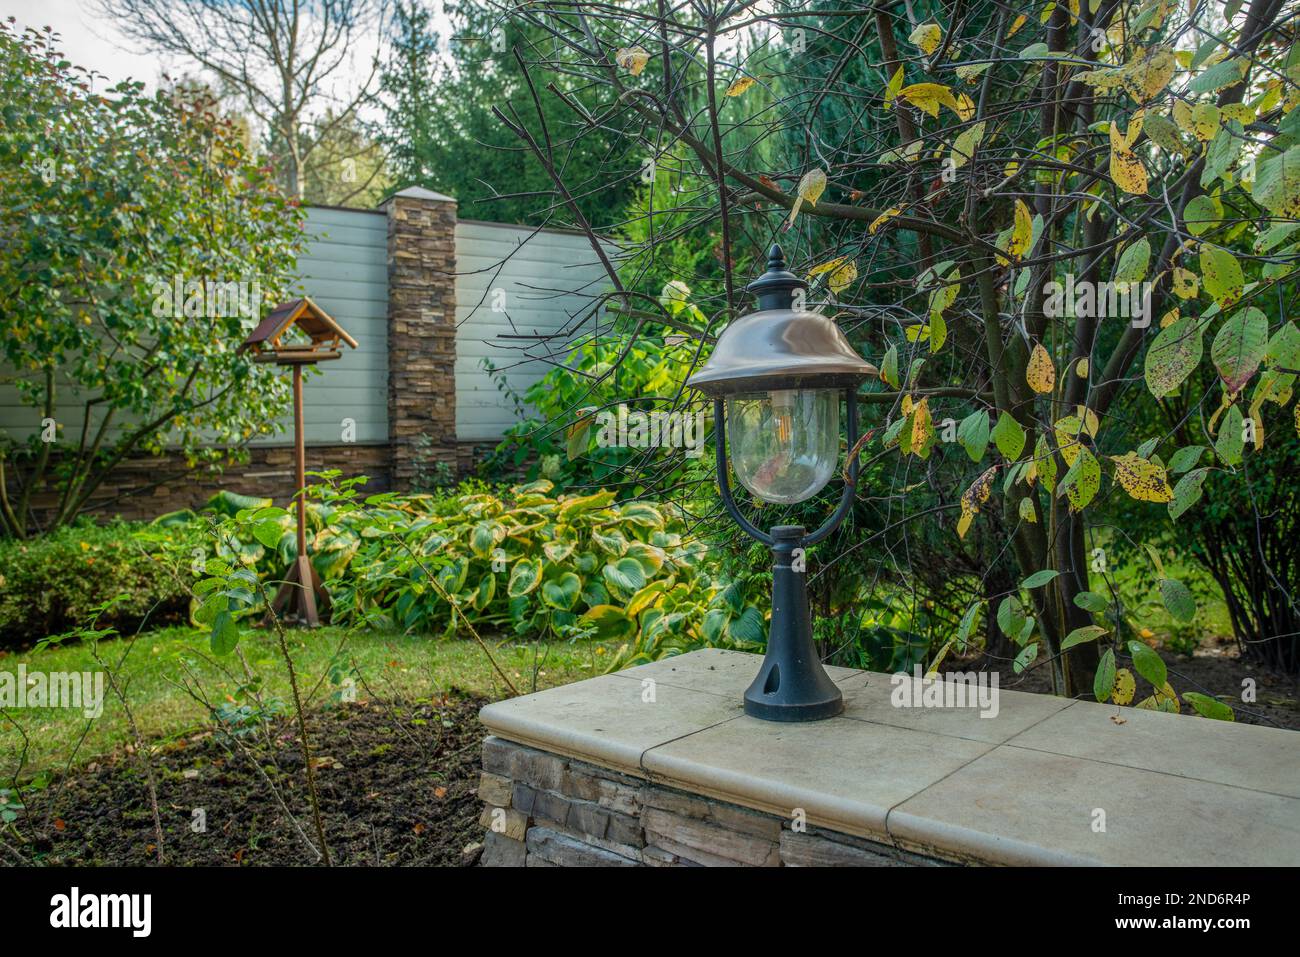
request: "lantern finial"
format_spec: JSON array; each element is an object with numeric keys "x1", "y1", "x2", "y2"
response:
[{"x1": 745, "y1": 243, "x2": 807, "y2": 311}]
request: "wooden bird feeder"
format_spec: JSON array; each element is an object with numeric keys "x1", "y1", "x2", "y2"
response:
[{"x1": 238, "y1": 297, "x2": 358, "y2": 627}]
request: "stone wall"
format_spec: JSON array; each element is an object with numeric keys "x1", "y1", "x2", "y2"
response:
[
  {"x1": 475, "y1": 736, "x2": 944, "y2": 867},
  {"x1": 8, "y1": 443, "x2": 391, "y2": 525},
  {"x1": 384, "y1": 187, "x2": 459, "y2": 488}
]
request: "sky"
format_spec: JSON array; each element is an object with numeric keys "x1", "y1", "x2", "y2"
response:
[
  {"x1": 0, "y1": 0, "x2": 452, "y2": 96},
  {"x1": 1, "y1": 0, "x2": 174, "y2": 87}
]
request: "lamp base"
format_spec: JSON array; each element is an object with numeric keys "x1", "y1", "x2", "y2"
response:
[
  {"x1": 744, "y1": 681, "x2": 844, "y2": 722},
  {"x1": 742, "y1": 524, "x2": 844, "y2": 722}
]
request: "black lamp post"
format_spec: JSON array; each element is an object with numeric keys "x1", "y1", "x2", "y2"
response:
[{"x1": 687, "y1": 245, "x2": 877, "y2": 722}]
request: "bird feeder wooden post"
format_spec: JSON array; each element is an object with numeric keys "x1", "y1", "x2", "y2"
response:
[{"x1": 238, "y1": 297, "x2": 358, "y2": 627}]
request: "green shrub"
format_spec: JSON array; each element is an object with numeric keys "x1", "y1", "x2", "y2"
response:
[
  {"x1": 0, "y1": 522, "x2": 196, "y2": 648},
  {"x1": 310, "y1": 478, "x2": 766, "y2": 668}
]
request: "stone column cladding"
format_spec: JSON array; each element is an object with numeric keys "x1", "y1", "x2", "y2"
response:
[
  {"x1": 476, "y1": 736, "x2": 945, "y2": 867},
  {"x1": 383, "y1": 186, "x2": 459, "y2": 489}
]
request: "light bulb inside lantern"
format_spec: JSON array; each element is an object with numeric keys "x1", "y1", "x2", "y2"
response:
[{"x1": 726, "y1": 389, "x2": 840, "y2": 504}]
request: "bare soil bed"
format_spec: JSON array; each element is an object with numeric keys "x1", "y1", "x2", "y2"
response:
[{"x1": 18, "y1": 693, "x2": 486, "y2": 867}]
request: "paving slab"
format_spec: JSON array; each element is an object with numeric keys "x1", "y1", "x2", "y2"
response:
[
  {"x1": 1008, "y1": 698, "x2": 1300, "y2": 798},
  {"x1": 642, "y1": 714, "x2": 992, "y2": 842},
  {"x1": 478, "y1": 674, "x2": 741, "y2": 773},
  {"x1": 610, "y1": 647, "x2": 863, "y2": 698},
  {"x1": 888, "y1": 744, "x2": 1300, "y2": 866},
  {"x1": 837, "y1": 671, "x2": 1073, "y2": 744}
]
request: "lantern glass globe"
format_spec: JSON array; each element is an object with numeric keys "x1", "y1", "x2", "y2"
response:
[{"x1": 726, "y1": 389, "x2": 840, "y2": 504}]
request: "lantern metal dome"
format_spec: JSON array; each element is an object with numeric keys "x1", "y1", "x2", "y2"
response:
[{"x1": 686, "y1": 245, "x2": 877, "y2": 396}]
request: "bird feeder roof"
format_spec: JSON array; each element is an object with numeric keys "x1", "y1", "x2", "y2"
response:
[{"x1": 238, "y1": 297, "x2": 358, "y2": 363}]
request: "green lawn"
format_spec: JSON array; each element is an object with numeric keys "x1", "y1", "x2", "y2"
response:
[{"x1": 0, "y1": 625, "x2": 616, "y2": 780}]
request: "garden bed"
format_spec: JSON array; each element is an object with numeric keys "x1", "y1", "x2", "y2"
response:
[
  {"x1": 15, "y1": 694, "x2": 487, "y2": 867},
  {"x1": 998, "y1": 642, "x2": 1299, "y2": 731}
]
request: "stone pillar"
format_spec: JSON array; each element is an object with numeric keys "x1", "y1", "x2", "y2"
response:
[{"x1": 382, "y1": 186, "x2": 458, "y2": 489}]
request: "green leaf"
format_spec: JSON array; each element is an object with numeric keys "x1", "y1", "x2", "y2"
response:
[
  {"x1": 1128, "y1": 640, "x2": 1167, "y2": 689},
  {"x1": 992, "y1": 411, "x2": 1026, "y2": 460},
  {"x1": 1251, "y1": 144, "x2": 1300, "y2": 219},
  {"x1": 1060, "y1": 446, "x2": 1101, "y2": 511},
  {"x1": 997, "y1": 596, "x2": 1027, "y2": 638},
  {"x1": 956, "y1": 601, "x2": 982, "y2": 648},
  {"x1": 1020, "y1": 569, "x2": 1059, "y2": 589},
  {"x1": 1094, "y1": 648, "x2": 1117, "y2": 703},
  {"x1": 726, "y1": 607, "x2": 767, "y2": 644},
  {"x1": 541, "y1": 572, "x2": 581, "y2": 610},
  {"x1": 507, "y1": 558, "x2": 543, "y2": 598},
  {"x1": 210, "y1": 611, "x2": 239, "y2": 656},
  {"x1": 1169, "y1": 467, "x2": 1209, "y2": 520},
  {"x1": 603, "y1": 557, "x2": 648, "y2": 597},
  {"x1": 1074, "y1": 590, "x2": 1110, "y2": 614},
  {"x1": 1200, "y1": 245, "x2": 1244, "y2": 308},
  {"x1": 957, "y1": 411, "x2": 990, "y2": 462},
  {"x1": 1182, "y1": 692, "x2": 1235, "y2": 721},
  {"x1": 1201, "y1": 121, "x2": 1243, "y2": 188},
  {"x1": 1113, "y1": 237, "x2": 1150, "y2": 284},
  {"x1": 1035, "y1": 435, "x2": 1057, "y2": 492},
  {"x1": 580, "y1": 605, "x2": 636, "y2": 642},
  {"x1": 1167, "y1": 445, "x2": 1205, "y2": 474},
  {"x1": 1211, "y1": 307, "x2": 1269, "y2": 394},
  {"x1": 1215, "y1": 405, "x2": 1244, "y2": 466},
  {"x1": 1144, "y1": 315, "x2": 1203, "y2": 398},
  {"x1": 1061, "y1": 624, "x2": 1107, "y2": 649},
  {"x1": 1183, "y1": 195, "x2": 1222, "y2": 236},
  {"x1": 1159, "y1": 579, "x2": 1196, "y2": 623},
  {"x1": 881, "y1": 344, "x2": 899, "y2": 388},
  {"x1": 1013, "y1": 643, "x2": 1039, "y2": 674}
]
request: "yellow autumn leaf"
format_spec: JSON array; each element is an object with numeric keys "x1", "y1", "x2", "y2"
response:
[
  {"x1": 910, "y1": 22, "x2": 942, "y2": 56},
  {"x1": 1123, "y1": 47, "x2": 1177, "y2": 101},
  {"x1": 1112, "y1": 668, "x2": 1136, "y2": 705},
  {"x1": 725, "y1": 76, "x2": 756, "y2": 97},
  {"x1": 1160, "y1": 307, "x2": 1179, "y2": 328},
  {"x1": 615, "y1": 46, "x2": 650, "y2": 76},
  {"x1": 1221, "y1": 102, "x2": 1255, "y2": 125},
  {"x1": 957, "y1": 466, "x2": 997, "y2": 540},
  {"x1": 911, "y1": 397, "x2": 933, "y2": 457},
  {"x1": 1019, "y1": 496, "x2": 1038, "y2": 523},
  {"x1": 1007, "y1": 14, "x2": 1027, "y2": 38},
  {"x1": 1172, "y1": 267, "x2": 1199, "y2": 299},
  {"x1": 1009, "y1": 198, "x2": 1033, "y2": 259},
  {"x1": 786, "y1": 167, "x2": 827, "y2": 228},
  {"x1": 1190, "y1": 103, "x2": 1220, "y2": 142},
  {"x1": 1076, "y1": 357, "x2": 1090, "y2": 378},
  {"x1": 1076, "y1": 67, "x2": 1126, "y2": 92},
  {"x1": 808, "y1": 257, "x2": 858, "y2": 294},
  {"x1": 1109, "y1": 452, "x2": 1174, "y2": 503},
  {"x1": 1109, "y1": 119, "x2": 1148, "y2": 194},
  {"x1": 868, "y1": 207, "x2": 902, "y2": 234},
  {"x1": 1027, "y1": 342, "x2": 1056, "y2": 394},
  {"x1": 899, "y1": 82, "x2": 959, "y2": 118}
]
